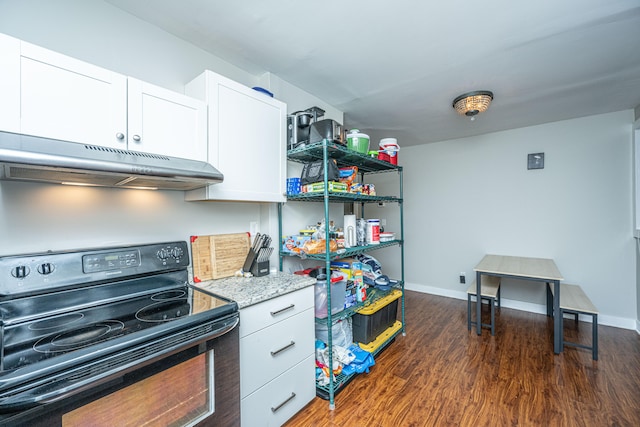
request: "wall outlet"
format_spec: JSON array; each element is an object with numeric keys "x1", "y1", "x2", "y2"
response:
[
  {"x1": 249, "y1": 221, "x2": 259, "y2": 236},
  {"x1": 459, "y1": 272, "x2": 466, "y2": 284}
]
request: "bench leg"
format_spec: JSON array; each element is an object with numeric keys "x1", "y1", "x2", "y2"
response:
[
  {"x1": 560, "y1": 308, "x2": 564, "y2": 352},
  {"x1": 593, "y1": 314, "x2": 598, "y2": 361},
  {"x1": 490, "y1": 296, "x2": 495, "y2": 336}
]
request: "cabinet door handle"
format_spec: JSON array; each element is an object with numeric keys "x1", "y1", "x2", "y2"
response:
[
  {"x1": 270, "y1": 304, "x2": 295, "y2": 316},
  {"x1": 115, "y1": 132, "x2": 125, "y2": 140},
  {"x1": 270, "y1": 341, "x2": 295, "y2": 356},
  {"x1": 132, "y1": 134, "x2": 141, "y2": 142},
  {"x1": 271, "y1": 392, "x2": 296, "y2": 413}
]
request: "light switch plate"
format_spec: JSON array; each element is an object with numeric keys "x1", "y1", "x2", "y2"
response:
[{"x1": 528, "y1": 152, "x2": 544, "y2": 170}]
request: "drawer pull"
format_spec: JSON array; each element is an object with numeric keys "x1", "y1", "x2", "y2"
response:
[
  {"x1": 271, "y1": 392, "x2": 296, "y2": 413},
  {"x1": 270, "y1": 341, "x2": 295, "y2": 356},
  {"x1": 270, "y1": 304, "x2": 295, "y2": 316}
]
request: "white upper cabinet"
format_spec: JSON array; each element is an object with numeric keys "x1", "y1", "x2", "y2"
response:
[
  {"x1": 0, "y1": 33, "x2": 20, "y2": 133},
  {"x1": 19, "y1": 41, "x2": 128, "y2": 148},
  {"x1": 0, "y1": 34, "x2": 207, "y2": 162},
  {"x1": 185, "y1": 70, "x2": 287, "y2": 202},
  {"x1": 127, "y1": 78, "x2": 206, "y2": 161}
]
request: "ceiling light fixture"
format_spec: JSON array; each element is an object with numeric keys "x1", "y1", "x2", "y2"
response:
[{"x1": 452, "y1": 90, "x2": 494, "y2": 121}]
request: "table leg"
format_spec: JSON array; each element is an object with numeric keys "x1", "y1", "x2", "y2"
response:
[
  {"x1": 476, "y1": 271, "x2": 482, "y2": 335},
  {"x1": 553, "y1": 280, "x2": 561, "y2": 354}
]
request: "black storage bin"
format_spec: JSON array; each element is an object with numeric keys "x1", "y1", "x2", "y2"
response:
[{"x1": 352, "y1": 293, "x2": 399, "y2": 344}]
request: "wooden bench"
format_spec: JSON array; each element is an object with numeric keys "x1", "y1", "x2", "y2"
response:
[
  {"x1": 548, "y1": 283, "x2": 598, "y2": 360},
  {"x1": 467, "y1": 276, "x2": 501, "y2": 336}
]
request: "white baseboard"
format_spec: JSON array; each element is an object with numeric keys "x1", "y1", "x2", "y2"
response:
[{"x1": 404, "y1": 282, "x2": 638, "y2": 331}]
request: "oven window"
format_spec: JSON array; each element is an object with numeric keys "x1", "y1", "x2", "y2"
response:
[{"x1": 62, "y1": 350, "x2": 215, "y2": 427}]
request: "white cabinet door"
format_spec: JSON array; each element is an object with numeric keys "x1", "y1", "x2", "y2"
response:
[
  {"x1": 127, "y1": 78, "x2": 207, "y2": 161},
  {"x1": 19, "y1": 41, "x2": 127, "y2": 148},
  {"x1": 0, "y1": 33, "x2": 20, "y2": 133},
  {"x1": 186, "y1": 71, "x2": 286, "y2": 202}
]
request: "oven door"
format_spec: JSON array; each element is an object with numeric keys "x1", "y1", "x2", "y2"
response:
[{"x1": 0, "y1": 314, "x2": 240, "y2": 427}]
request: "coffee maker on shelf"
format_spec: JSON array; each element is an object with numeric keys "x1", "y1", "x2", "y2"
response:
[{"x1": 287, "y1": 106, "x2": 325, "y2": 150}]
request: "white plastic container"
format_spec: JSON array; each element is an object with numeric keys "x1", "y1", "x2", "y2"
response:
[
  {"x1": 379, "y1": 232, "x2": 395, "y2": 242},
  {"x1": 314, "y1": 271, "x2": 347, "y2": 318},
  {"x1": 366, "y1": 219, "x2": 380, "y2": 245}
]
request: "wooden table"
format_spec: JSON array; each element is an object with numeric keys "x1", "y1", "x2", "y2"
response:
[{"x1": 474, "y1": 254, "x2": 564, "y2": 354}]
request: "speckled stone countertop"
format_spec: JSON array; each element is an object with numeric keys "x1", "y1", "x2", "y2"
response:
[{"x1": 192, "y1": 272, "x2": 315, "y2": 309}]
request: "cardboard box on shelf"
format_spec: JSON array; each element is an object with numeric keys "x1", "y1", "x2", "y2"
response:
[
  {"x1": 302, "y1": 181, "x2": 348, "y2": 193},
  {"x1": 331, "y1": 258, "x2": 366, "y2": 302}
]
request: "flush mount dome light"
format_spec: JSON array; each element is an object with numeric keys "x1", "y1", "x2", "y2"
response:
[{"x1": 452, "y1": 90, "x2": 494, "y2": 120}]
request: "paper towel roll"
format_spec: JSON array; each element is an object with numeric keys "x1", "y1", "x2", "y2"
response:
[{"x1": 344, "y1": 215, "x2": 356, "y2": 248}]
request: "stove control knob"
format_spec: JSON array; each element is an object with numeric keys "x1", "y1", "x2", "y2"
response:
[
  {"x1": 37, "y1": 263, "x2": 55, "y2": 275},
  {"x1": 11, "y1": 265, "x2": 30, "y2": 279},
  {"x1": 171, "y1": 247, "x2": 184, "y2": 259},
  {"x1": 157, "y1": 249, "x2": 170, "y2": 260}
]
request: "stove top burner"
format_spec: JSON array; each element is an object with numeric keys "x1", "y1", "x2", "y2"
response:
[
  {"x1": 34, "y1": 320, "x2": 125, "y2": 354},
  {"x1": 135, "y1": 289, "x2": 190, "y2": 322},
  {"x1": 28, "y1": 313, "x2": 85, "y2": 331},
  {"x1": 151, "y1": 289, "x2": 187, "y2": 301}
]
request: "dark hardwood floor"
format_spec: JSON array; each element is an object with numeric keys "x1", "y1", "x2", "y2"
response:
[{"x1": 284, "y1": 290, "x2": 640, "y2": 426}]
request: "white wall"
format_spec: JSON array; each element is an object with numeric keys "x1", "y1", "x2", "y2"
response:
[
  {"x1": 397, "y1": 111, "x2": 636, "y2": 329},
  {"x1": 0, "y1": 0, "x2": 340, "y2": 262},
  {"x1": 0, "y1": 0, "x2": 253, "y2": 91},
  {"x1": 0, "y1": 182, "x2": 261, "y2": 255}
]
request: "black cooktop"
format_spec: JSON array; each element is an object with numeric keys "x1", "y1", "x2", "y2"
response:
[
  {"x1": 0, "y1": 242, "x2": 237, "y2": 380},
  {"x1": 0, "y1": 272, "x2": 234, "y2": 373}
]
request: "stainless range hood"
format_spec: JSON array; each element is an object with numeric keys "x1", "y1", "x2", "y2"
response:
[{"x1": 0, "y1": 131, "x2": 223, "y2": 191}]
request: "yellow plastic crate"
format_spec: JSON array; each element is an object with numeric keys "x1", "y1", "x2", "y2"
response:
[
  {"x1": 356, "y1": 289, "x2": 402, "y2": 315},
  {"x1": 358, "y1": 320, "x2": 403, "y2": 353},
  {"x1": 353, "y1": 289, "x2": 402, "y2": 344}
]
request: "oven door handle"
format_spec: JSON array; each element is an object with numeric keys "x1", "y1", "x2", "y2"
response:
[{"x1": 0, "y1": 315, "x2": 239, "y2": 410}]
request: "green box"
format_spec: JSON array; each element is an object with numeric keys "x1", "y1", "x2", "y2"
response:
[{"x1": 303, "y1": 181, "x2": 347, "y2": 193}]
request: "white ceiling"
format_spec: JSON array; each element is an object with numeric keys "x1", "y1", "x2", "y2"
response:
[{"x1": 106, "y1": 0, "x2": 640, "y2": 147}]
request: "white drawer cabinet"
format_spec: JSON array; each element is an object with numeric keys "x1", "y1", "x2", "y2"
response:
[
  {"x1": 239, "y1": 286, "x2": 315, "y2": 426},
  {"x1": 241, "y1": 355, "x2": 315, "y2": 427},
  {"x1": 240, "y1": 285, "x2": 314, "y2": 337}
]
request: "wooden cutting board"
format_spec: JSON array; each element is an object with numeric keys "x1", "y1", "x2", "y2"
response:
[{"x1": 190, "y1": 233, "x2": 251, "y2": 282}]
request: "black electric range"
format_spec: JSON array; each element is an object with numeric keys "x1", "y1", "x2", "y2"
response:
[{"x1": 0, "y1": 241, "x2": 239, "y2": 422}]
